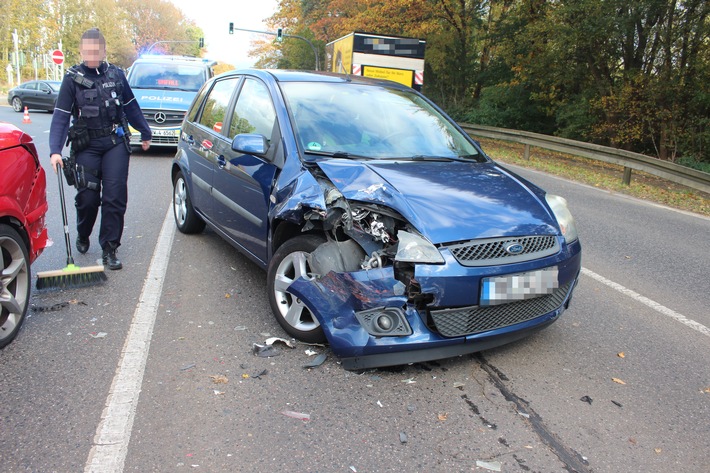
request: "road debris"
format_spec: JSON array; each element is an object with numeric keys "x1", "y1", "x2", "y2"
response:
[
  {"x1": 89, "y1": 332, "x2": 107, "y2": 339},
  {"x1": 266, "y1": 337, "x2": 295, "y2": 348},
  {"x1": 399, "y1": 432, "x2": 408, "y2": 444},
  {"x1": 252, "y1": 343, "x2": 280, "y2": 358},
  {"x1": 281, "y1": 410, "x2": 311, "y2": 421},
  {"x1": 180, "y1": 363, "x2": 196, "y2": 371},
  {"x1": 303, "y1": 353, "x2": 327, "y2": 368},
  {"x1": 612, "y1": 377, "x2": 627, "y2": 385},
  {"x1": 475, "y1": 460, "x2": 502, "y2": 471},
  {"x1": 580, "y1": 395, "x2": 593, "y2": 404},
  {"x1": 210, "y1": 375, "x2": 228, "y2": 384}
]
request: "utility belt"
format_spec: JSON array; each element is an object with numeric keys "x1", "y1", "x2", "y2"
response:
[
  {"x1": 62, "y1": 154, "x2": 100, "y2": 191},
  {"x1": 87, "y1": 126, "x2": 116, "y2": 139}
]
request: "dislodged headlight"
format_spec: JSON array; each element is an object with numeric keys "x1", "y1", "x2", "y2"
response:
[
  {"x1": 396, "y1": 231, "x2": 445, "y2": 264},
  {"x1": 546, "y1": 194, "x2": 579, "y2": 243}
]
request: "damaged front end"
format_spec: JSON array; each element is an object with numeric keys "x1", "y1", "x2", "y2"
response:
[{"x1": 273, "y1": 167, "x2": 580, "y2": 370}]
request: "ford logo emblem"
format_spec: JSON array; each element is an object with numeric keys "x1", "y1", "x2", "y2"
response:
[{"x1": 505, "y1": 243, "x2": 524, "y2": 255}]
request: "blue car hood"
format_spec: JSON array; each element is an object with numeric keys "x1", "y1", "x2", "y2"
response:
[
  {"x1": 133, "y1": 89, "x2": 195, "y2": 111},
  {"x1": 315, "y1": 160, "x2": 559, "y2": 244}
]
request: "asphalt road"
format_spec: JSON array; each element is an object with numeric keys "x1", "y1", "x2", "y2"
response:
[{"x1": 1, "y1": 106, "x2": 708, "y2": 472}]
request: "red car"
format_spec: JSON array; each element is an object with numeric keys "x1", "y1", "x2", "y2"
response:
[{"x1": 0, "y1": 122, "x2": 49, "y2": 348}]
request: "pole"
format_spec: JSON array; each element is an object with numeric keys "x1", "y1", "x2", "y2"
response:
[
  {"x1": 229, "y1": 26, "x2": 320, "y2": 71},
  {"x1": 13, "y1": 29, "x2": 20, "y2": 84}
]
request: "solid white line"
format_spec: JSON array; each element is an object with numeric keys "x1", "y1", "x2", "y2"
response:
[
  {"x1": 84, "y1": 205, "x2": 175, "y2": 473},
  {"x1": 581, "y1": 267, "x2": 710, "y2": 338}
]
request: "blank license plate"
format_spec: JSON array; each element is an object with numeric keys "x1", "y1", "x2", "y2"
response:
[{"x1": 480, "y1": 267, "x2": 559, "y2": 306}]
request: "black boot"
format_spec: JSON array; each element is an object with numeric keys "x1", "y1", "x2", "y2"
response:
[
  {"x1": 76, "y1": 236, "x2": 90, "y2": 254},
  {"x1": 102, "y1": 247, "x2": 123, "y2": 270}
]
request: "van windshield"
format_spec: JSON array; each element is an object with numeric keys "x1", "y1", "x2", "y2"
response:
[{"x1": 128, "y1": 63, "x2": 207, "y2": 92}]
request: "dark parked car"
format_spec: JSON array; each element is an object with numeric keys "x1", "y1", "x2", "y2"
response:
[
  {"x1": 7, "y1": 80, "x2": 61, "y2": 112},
  {"x1": 0, "y1": 122, "x2": 49, "y2": 348},
  {"x1": 171, "y1": 70, "x2": 582, "y2": 369}
]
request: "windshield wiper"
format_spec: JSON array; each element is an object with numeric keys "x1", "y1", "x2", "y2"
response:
[{"x1": 304, "y1": 150, "x2": 374, "y2": 160}]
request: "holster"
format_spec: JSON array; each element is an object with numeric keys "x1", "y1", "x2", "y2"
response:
[
  {"x1": 61, "y1": 155, "x2": 78, "y2": 188},
  {"x1": 62, "y1": 154, "x2": 100, "y2": 191}
]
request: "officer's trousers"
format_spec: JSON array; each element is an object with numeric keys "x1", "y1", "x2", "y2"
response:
[{"x1": 74, "y1": 135, "x2": 130, "y2": 251}]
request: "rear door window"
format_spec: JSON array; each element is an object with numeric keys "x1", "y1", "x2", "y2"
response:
[{"x1": 197, "y1": 77, "x2": 240, "y2": 135}]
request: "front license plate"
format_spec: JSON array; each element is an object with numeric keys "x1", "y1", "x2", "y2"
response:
[
  {"x1": 480, "y1": 267, "x2": 559, "y2": 306},
  {"x1": 152, "y1": 129, "x2": 179, "y2": 137}
]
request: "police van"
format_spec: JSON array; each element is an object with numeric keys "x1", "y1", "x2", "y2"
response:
[{"x1": 126, "y1": 55, "x2": 216, "y2": 147}]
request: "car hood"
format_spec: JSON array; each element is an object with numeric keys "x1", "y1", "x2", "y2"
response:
[
  {"x1": 315, "y1": 160, "x2": 559, "y2": 244},
  {"x1": 134, "y1": 89, "x2": 195, "y2": 111}
]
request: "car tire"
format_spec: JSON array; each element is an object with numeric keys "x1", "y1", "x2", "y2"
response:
[
  {"x1": 0, "y1": 224, "x2": 31, "y2": 349},
  {"x1": 11, "y1": 97, "x2": 23, "y2": 113},
  {"x1": 267, "y1": 235, "x2": 327, "y2": 344},
  {"x1": 173, "y1": 171, "x2": 205, "y2": 234}
]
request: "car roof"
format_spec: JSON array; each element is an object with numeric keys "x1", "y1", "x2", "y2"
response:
[{"x1": 216, "y1": 69, "x2": 412, "y2": 90}]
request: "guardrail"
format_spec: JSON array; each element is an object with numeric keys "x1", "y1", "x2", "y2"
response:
[{"x1": 459, "y1": 123, "x2": 710, "y2": 195}]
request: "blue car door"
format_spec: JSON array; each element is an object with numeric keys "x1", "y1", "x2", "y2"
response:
[
  {"x1": 211, "y1": 77, "x2": 279, "y2": 264},
  {"x1": 181, "y1": 76, "x2": 241, "y2": 219}
]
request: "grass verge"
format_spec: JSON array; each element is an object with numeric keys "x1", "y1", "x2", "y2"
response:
[{"x1": 478, "y1": 138, "x2": 710, "y2": 217}]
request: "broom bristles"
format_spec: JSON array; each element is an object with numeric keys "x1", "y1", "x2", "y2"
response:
[{"x1": 36, "y1": 264, "x2": 107, "y2": 290}]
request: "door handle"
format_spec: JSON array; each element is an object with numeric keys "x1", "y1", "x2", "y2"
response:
[{"x1": 217, "y1": 155, "x2": 226, "y2": 168}]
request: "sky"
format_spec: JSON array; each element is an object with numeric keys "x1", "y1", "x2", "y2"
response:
[{"x1": 167, "y1": 0, "x2": 278, "y2": 68}]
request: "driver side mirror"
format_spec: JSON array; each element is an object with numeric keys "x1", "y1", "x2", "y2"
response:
[{"x1": 232, "y1": 133, "x2": 269, "y2": 156}]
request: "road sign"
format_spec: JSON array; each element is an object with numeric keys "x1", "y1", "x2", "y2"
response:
[{"x1": 51, "y1": 49, "x2": 64, "y2": 65}]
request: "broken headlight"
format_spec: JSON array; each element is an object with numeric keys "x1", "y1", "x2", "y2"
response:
[{"x1": 395, "y1": 231, "x2": 445, "y2": 264}]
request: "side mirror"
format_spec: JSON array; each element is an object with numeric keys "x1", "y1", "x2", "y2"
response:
[{"x1": 232, "y1": 133, "x2": 269, "y2": 156}]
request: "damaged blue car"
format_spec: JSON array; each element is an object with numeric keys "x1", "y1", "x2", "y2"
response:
[{"x1": 171, "y1": 70, "x2": 582, "y2": 370}]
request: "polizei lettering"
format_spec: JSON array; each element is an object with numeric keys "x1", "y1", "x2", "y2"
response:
[
  {"x1": 141, "y1": 95, "x2": 184, "y2": 102},
  {"x1": 101, "y1": 81, "x2": 117, "y2": 88}
]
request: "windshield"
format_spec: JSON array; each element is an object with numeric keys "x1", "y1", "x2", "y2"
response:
[
  {"x1": 280, "y1": 82, "x2": 483, "y2": 161},
  {"x1": 128, "y1": 62, "x2": 207, "y2": 91}
]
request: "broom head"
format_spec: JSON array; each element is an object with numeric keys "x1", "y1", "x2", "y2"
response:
[{"x1": 36, "y1": 263, "x2": 107, "y2": 290}]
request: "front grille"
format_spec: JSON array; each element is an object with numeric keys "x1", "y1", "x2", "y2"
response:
[
  {"x1": 151, "y1": 135, "x2": 179, "y2": 145},
  {"x1": 429, "y1": 282, "x2": 572, "y2": 337},
  {"x1": 142, "y1": 109, "x2": 186, "y2": 127},
  {"x1": 446, "y1": 235, "x2": 559, "y2": 266}
]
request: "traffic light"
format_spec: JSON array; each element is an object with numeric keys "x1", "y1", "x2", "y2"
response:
[
  {"x1": 199, "y1": 37, "x2": 204, "y2": 48},
  {"x1": 276, "y1": 27, "x2": 283, "y2": 42},
  {"x1": 229, "y1": 22, "x2": 234, "y2": 35}
]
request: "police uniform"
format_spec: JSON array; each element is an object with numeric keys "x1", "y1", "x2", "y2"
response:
[{"x1": 49, "y1": 61, "x2": 151, "y2": 266}]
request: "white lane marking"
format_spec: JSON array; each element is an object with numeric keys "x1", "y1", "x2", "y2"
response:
[
  {"x1": 84, "y1": 205, "x2": 175, "y2": 473},
  {"x1": 581, "y1": 267, "x2": 710, "y2": 338}
]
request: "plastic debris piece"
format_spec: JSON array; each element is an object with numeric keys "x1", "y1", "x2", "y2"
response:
[
  {"x1": 612, "y1": 377, "x2": 627, "y2": 385},
  {"x1": 303, "y1": 353, "x2": 327, "y2": 368},
  {"x1": 281, "y1": 410, "x2": 310, "y2": 421},
  {"x1": 407, "y1": 405, "x2": 415, "y2": 414},
  {"x1": 377, "y1": 400, "x2": 383, "y2": 408},
  {"x1": 252, "y1": 369, "x2": 268, "y2": 379},
  {"x1": 90, "y1": 332, "x2": 107, "y2": 338},
  {"x1": 612, "y1": 400, "x2": 623, "y2": 407},
  {"x1": 475, "y1": 460, "x2": 502, "y2": 472},
  {"x1": 438, "y1": 413, "x2": 448, "y2": 421},
  {"x1": 617, "y1": 352, "x2": 626, "y2": 358},
  {"x1": 401, "y1": 378, "x2": 416, "y2": 384},
  {"x1": 305, "y1": 349, "x2": 318, "y2": 356},
  {"x1": 399, "y1": 432, "x2": 408, "y2": 444},
  {"x1": 518, "y1": 411, "x2": 530, "y2": 418},
  {"x1": 349, "y1": 467, "x2": 357, "y2": 472},
  {"x1": 580, "y1": 395, "x2": 593, "y2": 405},
  {"x1": 214, "y1": 390, "x2": 225, "y2": 395},
  {"x1": 180, "y1": 363, "x2": 196, "y2": 371},
  {"x1": 234, "y1": 326, "x2": 247, "y2": 331},
  {"x1": 453, "y1": 382, "x2": 465, "y2": 389},
  {"x1": 252, "y1": 343, "x2": 280, "y2": 357},
  {"x1": 210, "y1": 375, "x2": 228, "y2": 384},
  {"x1": 266, "y1": 336, "x2": 294, "y2": 348}
]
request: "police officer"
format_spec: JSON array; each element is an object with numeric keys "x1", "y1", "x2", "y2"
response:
[{"x1": 49, "y1": 28, "x2": 152, "y2": 270}]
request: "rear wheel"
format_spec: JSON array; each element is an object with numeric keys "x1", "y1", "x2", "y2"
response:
[
  {"x1": 173, "y1": 171, "x2": 205, "y2": 234},
  {"x1": 11, "y1": 97, "x2": 23, "y2": 112},
  {"x1": 0, "y1": 225, "x2": 31, "y2": 349},
  {"x1": 267, "y1": 235, "x2": 327, "y2": 343}
]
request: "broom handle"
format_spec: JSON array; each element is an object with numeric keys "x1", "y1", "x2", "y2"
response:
[{"x1": 57, "y1": 169, "x2": 75, "y2": 266}]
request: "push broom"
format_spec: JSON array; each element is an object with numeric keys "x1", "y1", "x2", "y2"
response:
[{"x1": 36, "y1": 169, "x2": 107, "y2": 289}]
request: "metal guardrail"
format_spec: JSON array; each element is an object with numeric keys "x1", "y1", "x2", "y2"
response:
[{"x1": 459, "y1": 123, "x2": 710, "y2": 195}]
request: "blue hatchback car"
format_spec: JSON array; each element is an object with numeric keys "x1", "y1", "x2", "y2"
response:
[{"x1": 171, "y1": 69, "x2": 582, "y2": 370}]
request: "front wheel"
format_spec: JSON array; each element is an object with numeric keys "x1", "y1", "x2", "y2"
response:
[
  {"x1": 267, "y1": 235, "x2": 327, "y2": 343},
  {"x1": 0, "y1": 224, "x2": 31, "y2": 349},
  {"x1": 173, "y1": 171, "x2": 205, "y2": 234},
  {"x1": 11, "y1": 97, "x2": 23, "y2": 112}
]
